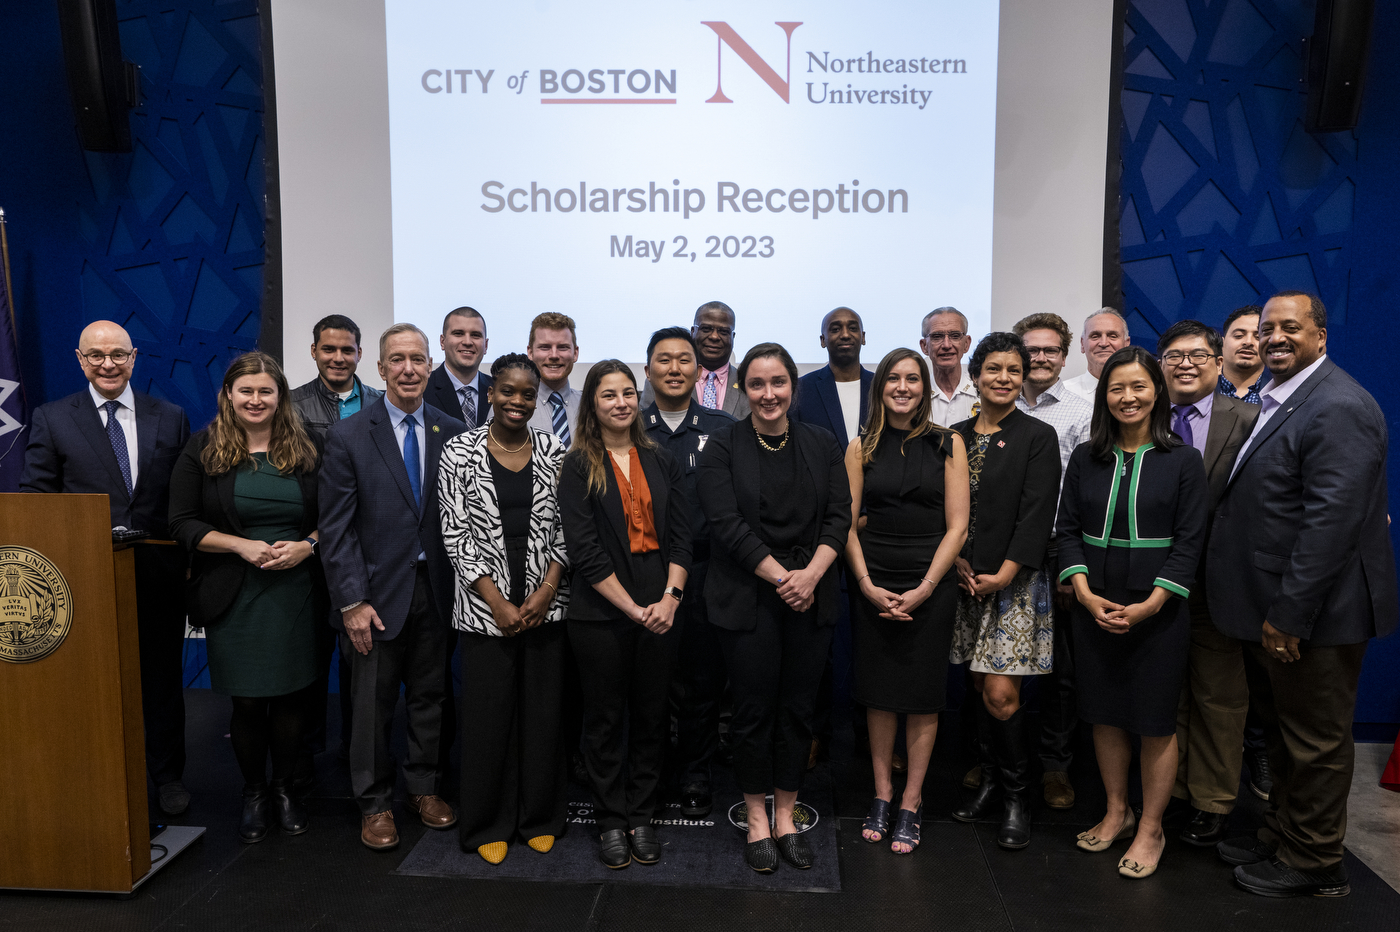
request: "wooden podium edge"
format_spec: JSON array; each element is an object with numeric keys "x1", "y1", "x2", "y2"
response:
[{"x1": 112, "y1": 547, "x2": 152, "y2": 884}]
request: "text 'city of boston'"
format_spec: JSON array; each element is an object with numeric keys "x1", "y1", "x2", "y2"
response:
[{"x1": 481, "y1": 181, "x2": 909, "y2": 219}]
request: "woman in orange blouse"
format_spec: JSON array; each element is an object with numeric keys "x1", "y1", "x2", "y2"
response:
[{"x1": 558, "y1": 360, "x2": 693, "y2": 870}]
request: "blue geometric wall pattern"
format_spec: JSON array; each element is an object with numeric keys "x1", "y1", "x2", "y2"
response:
[
  {"x1": 1120, "y1": 0, "x2": 1356, "y2": 341},
  {"x1": 77, "y1": 0, "x2": 264, "y2": 430}
]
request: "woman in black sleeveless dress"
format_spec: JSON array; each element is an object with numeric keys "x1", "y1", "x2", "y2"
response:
[{"x1": 845, "y1": 349, "x2": 969, "y2": 855}]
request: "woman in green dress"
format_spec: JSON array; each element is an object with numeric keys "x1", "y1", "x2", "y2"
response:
[{"x1": 169, "y1": 352, "x2": 326, "y2": 843}]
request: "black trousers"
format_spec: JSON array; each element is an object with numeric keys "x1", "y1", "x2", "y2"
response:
[
  {"x1": 457, "y1": 623, "x2": 567, "y2": 848},
  {"x1": 341, "y1": 565, "x2": 449, "y2": 814},
  {"x1": 674, "y1": 561, "x2": 726, "y2": 786},
  {"x1": 1038, "y1": 599, "x2": 1078, "y2": 772},
  {"x1": 716, "y1": 591, "x2": 833, "y2": 795},
  {"x1": 568, "y1": 616, "x2": 678, "y2": 832},
  {"x1": 134, "y1": 544, "x2": 187, "y2": 787}
]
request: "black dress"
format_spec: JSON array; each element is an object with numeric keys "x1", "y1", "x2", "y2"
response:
[
  {"x1": 1071, "y1": 451, "x2": 1190, "y2": 736},
  {"x1": 852, "y1": 428, "x2": 960, "y2": 714}
]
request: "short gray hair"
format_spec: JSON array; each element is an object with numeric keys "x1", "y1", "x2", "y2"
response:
[
  {"x1": 1082, "y1": 307, "x2": 1128, "y2": 337},
  {"x1": 921, "y1": 306, "x2": 968, "y2": 336},
  {"x1": 378, "y1": 322, "x2": 431, "y2": 359}
]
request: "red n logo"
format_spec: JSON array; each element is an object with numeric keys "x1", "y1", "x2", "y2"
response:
[{"x1": 701, "y1": 21, "x2": 802, "y2": 103}]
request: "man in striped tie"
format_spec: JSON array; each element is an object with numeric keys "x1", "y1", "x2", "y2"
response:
[
  {"x1": 425, "y1": 307, "x2": 494, "y2": 430},
  {"x1": 525, "y1": 312, "x2": 580, "y2": 448}
]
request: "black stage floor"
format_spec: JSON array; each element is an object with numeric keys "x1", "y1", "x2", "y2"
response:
[{"x1": 5, "y1": 688, "x2": 1397, "y2": 932}]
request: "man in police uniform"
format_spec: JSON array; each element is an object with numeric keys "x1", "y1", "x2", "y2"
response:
[{"x1": 640, "y1": 326, "x2": 734, "y2": 818}]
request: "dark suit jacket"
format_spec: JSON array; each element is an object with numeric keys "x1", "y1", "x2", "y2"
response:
[
  {"x1": 1194, "y1": 395, "x2": 1258, "y2": 601},
  {"x1": 318, "y1": 398, "x2": 466, "y2": 639},
  {"x1": 1207, "y1": 358, "x2": 1398, "y2": 645},
  {"x1": 558, "y1": 445, "x2": 693, "y2": 621},
  {"x1": 167, "y1": 430, "x2": 327, "y2": 627},
  {"x1": 21, "y1": 388, "x2": 190, "y2": 535},
  {"x1": 794, "y1": 364, "x2": 874, "y2": 448},
  {"x1": 425, "y1": 364, "x2": 493, "y2": 430},
  {"x1": 953, "y1": 408, "x2": 1061, "y2": 574},
  {"x1": 697, "y1": 418, "x2": 852, "y2": 630}
]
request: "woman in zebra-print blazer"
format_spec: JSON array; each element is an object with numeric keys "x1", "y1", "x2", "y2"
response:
[{"x1": 437, "y1": 354, "x2": 570, "y2": 866}]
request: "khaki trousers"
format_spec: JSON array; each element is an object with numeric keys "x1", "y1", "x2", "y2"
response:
[{"x1": 1172, "y1": 593, "x2": 1249, "y2": 813}]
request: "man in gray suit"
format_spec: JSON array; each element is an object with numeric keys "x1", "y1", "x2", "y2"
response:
[
  {"x1": 642, "y1": 301, "x2": 750, "y2": 418},
  {"x1": 1155, "y1": 320, "x2": 1258, "y2": 847},
  {"x1": 1207, "y1": 292, "x2": 1397, "y2": 897},
  {"x1": 319, "y1": 323, "x2": 466, "y2": 850}
]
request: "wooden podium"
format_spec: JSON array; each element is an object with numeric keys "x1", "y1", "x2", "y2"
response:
[{"x1": 0, "y1": 493, "x2": 152, "y2": 892}]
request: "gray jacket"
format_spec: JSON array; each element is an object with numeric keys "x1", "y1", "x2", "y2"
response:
[{"x1": 291, "y1": 375, "x2": 384, "y2": 442}]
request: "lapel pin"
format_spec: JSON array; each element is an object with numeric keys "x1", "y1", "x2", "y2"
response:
[
  {"x1": 432, "y1": 424, "x2": 440, "y2": 433},
  {"x1": 997, "y1": 440, "x2": 1006, "y2": 448}
]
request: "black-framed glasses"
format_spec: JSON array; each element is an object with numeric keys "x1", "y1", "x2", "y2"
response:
[
  {"x1": 1160, "y1": 350, "x2": 1219, "y2": 366},
  {"x1": 923, "y1": 331, "x2": 966, "y2": 344},
  {"x1": 1026, "y1": 346, "x2": 1065, "y2": 359},
  {"x1": 81, "y1": 350, "x2": 135, "y2": 365}
]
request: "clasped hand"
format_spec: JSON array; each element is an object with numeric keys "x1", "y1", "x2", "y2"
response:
[
  {"x1": 630, "y1": 596, "x2": 677, "y2": 634},
  {"x1": 491, "y1": 587, "x2": 553, "y2": 637},
  {"x1": 1079, "y1": 592, "x2": 1159, "y2": 634},
  {"x1": 776, "y1": 565, "x2": 819, "y2": 613},
  {"x1": 860, "y1": 576, "x2": 932, "y2": 620},
  {"x1": 239, "y1": 538, "x2": 312, "y2": 571},
  {"x1": 955, "y1": 558, "x2": 1010, "y2": 600}
]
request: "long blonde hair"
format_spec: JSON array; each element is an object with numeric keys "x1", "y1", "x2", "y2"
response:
[
  {"x1": 860, "y1": 348, "x2": 937, "y2": 464},
  {"x1": 202, "y1": 352, "x2": 318, "y2": 475},
  {"x1": 572, "y1": 359, "x2": 655, "y2": 494}
]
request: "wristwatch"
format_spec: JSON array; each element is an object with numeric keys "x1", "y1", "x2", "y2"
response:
[
  {"x1": 303, "y1": 537, "x2": 319, "y2": 555},
  {"x1": 664, "y1": 585, "x2": 685, "y2": 603}
]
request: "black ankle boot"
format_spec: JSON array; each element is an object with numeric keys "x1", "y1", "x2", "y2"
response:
[
  {"x1": 270, "y1": 778, "x2": 309, "y2": 835},
  {"x1": 240, "y1": 783, "x2": 272, "y2": 843},
  {"x1": 991, "y1": 707, "x2": 1031, "y2": 849},
  {"x1": 951, "y1": 702, "x2": 1000, "y2": 822}
]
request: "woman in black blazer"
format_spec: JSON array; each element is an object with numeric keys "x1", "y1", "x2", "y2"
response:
[
  {"x1": 1057, "y1": 346, "x2": 1207, "y2": 879},
  {"x1": 697, "y1": 342, "x2": 852, "y2": 874},
  {"x1": 948, "y1": 332, "x2": 1061, "y2": 851},
  {"x1": 558, "y1": 359, "x2": 692, "y2": 870},
  {"x1": 168, "y1": 352, "x2": 325, "y2": 843}
]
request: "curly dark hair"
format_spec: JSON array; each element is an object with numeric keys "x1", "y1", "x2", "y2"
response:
[
  {"x1": 490, "y1": 352, "x2": 540, "y2": 383},
  {"x1": 968, "y1": 331, "x2": 1030, "y2": 378}
]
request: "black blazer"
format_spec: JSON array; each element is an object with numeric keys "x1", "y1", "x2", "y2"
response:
[
  {"x1": 21, "y1": 388, "x2": 190, "y2": 535},
  {"x1": 953, "y1": 408, "x2": 1061, "y2": 574},
  {"x1": 1206, "y1": 358, "x2": 1398, "y2": 645},
  {"x1": 425, "y1": 364, "x2": 493, "y2": 430},
  {"x1": 794, "y1": 364, "x2": 874, "y2": 448},
  {"x1": 697, "y1": 418, "x2": 852, "y2": 630},
  {"x1": 318, "y1": 398, "x2": 466, "y2": 639},
  {"x1": 167, "y1": 430, "x2": 326, "y2": 627},
  {"x1": 558, "y1": 445, "x2": 693, "y2": 621},
  {"x1": 1056, "y1": 442, "x2": 1208, "y2": 598}
]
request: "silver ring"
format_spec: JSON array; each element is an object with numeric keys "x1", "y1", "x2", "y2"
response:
[{"x1": 1274, "y1": 647, "x2": 1285, "y2": 652}]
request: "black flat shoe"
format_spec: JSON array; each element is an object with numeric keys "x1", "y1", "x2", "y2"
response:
[
  {"x1": 239, "y1": 783, "x2": 271, "y2": 843},
  {"x1": 269, "y1": 779, "x2": 309, "y2": 835},
  {"x1": 745, "y1": 837, "x2": 779, "y2": 873},
  {"x1": 774, "y1": 832, "x2": 813, "y2": 869},
  {"x1": 599, "y1": 829, "x2": 631, "y2": 869},
  {"x1": 629, "y1": 825, "x2": 660, "y2": 865},
  {"x1": 1234, "y1": 856, "x2": 1349, "y2": 898},
  {"x1": 680, "y1": 782, "x2": 713, "y2": 819},
  {"x1": 1179, "y1": 809, "x2": 1228, "y2": 847}
]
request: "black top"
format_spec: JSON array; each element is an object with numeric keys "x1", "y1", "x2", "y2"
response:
[
  {"x1": 1102, "y1": 451, "x2": 1135, "y2": 592},
  {"x1": 490, "y1": 454, "x2": 533, "y2": 542},
  {"x1": 641, "y1": 401, "x2": 736, "y2": 553},
  {"x1": 863, "y1": 427, "x2": 954, "y2": 535},
  {"x1": 757, "y1": 431, "x2": 817, "y2": 557}
]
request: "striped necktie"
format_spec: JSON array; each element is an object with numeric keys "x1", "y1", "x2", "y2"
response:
[
  {"x1": 458, "y1": 386, "x2": 476, "y2": 428},
  {"x1": 549, "y1": 391, "x2": 572, "y2": 449}
]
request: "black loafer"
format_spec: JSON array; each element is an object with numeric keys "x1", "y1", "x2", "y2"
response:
[
  {"x1": 629, "y1": 825, "x2": 660, "y2": 865},
  {"x1": 680, "y1": 782, "x2": 713, "y2": 819},
  {"x1": 1179, "y1": 809, "x2": 1228, "y2": 847},
  {"x1": 599, "y1": 829, "x2": 631, "y2": 869},
  {"x1": 1217, "y1": 834, "x2": 1278, "y2": 866},
  {"x1": 774, "y1": 832, "x2": 813, "y2": 869},
  {"x1": 745, "y1": 837, "x2": 779, "y2": 873},
  {"x1": 1234, "y1": 856, "x2": 1349, "y2": 898}
]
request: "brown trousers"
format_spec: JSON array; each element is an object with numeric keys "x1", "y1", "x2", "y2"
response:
[
  {"x1": 1243, "y1": 639, "x2": 1368, "y2": 871},
  {"x1": 1172, "y1": 593, "x2": 1249, "y2": 813}
]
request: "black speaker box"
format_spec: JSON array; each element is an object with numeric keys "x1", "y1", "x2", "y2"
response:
[
  {"x1": 1306, "y1": 0, "x2": 1375, "y2": 133},
  {"x1": 56, "y1": 0, "x2": 139, "y2": 152}
]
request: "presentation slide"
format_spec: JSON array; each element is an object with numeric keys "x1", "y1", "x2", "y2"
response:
[{"x1": 383, "y1": 1, "x2": 1000, "y2": 363}]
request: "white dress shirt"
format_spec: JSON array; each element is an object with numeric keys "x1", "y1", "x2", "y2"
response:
[
  {"x1": 444, "y1": 366, "x2": 490, "y2": 425},
  {"x1": 1061, "y1": 371, "x2": 1098, "y2": 403},
  {"x1": 835, "y1": 379, "x2": 862, "y2": 445},
  {"x1": 90, "y1": 382, "x2": 139, "y2": 488},
  {"x1": 1230, "y1": 354, "x2": 1328, "y2": 482},
  {"x1": 930, "y1": 371, "x2": 979, "y2": 427},
  {"x1": 1016, "y1": 379, "x2": 1093, "y2": 477}
]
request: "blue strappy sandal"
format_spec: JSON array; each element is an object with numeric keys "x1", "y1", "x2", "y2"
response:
[
  {"x1": 890, "y1": 806, "x2": 922, "y2": 855},
  {"x1": 862, "y1": 798, "x2": 893, "y2": 843}
]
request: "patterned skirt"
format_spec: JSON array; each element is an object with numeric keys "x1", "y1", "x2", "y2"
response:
[{"x1": 950, "y1": 564, "x2": 1054, "y2": 676}]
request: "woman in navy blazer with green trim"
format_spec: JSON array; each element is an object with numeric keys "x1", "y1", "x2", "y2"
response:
[{"x1": 1056, "y1": 346, "x2": 1207, "y2": 880}]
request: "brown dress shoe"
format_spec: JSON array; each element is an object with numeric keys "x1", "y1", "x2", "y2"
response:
[
  {"x1": 1043, "y1": 771, "x2": 1075, "y2": 809},
  {"x1": 408, "y1": 794, "x2": 458, "y2": 829},
  {"x1": 361, "y1": 810, "x2": 399, "y2": 850}
]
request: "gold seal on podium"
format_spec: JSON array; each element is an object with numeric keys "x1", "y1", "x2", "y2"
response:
[{"x1": 0, "y1": 546, "x2": 73, "y2": 664}]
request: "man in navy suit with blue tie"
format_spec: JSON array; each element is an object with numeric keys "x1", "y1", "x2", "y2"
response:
[
  {"x1": 319, "y1": 323, "x2": 466, "y2": 850},
  {"x1": 21, "y1": 320, "x2": 192, "y2": 815}
]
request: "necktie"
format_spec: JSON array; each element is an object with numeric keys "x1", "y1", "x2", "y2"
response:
[
  {"x1": 403, "y1": 414, "x2": 422, "y2": 509},
  {"x1": 104, "y1": 400, "x2": 134, "y2": 497},
  {"x1": 458, "y1": 386, "x2": 476, "y2": 428},
  {"x1": 702, "y1": 371, "x2": 718, "y2": 409},
  {"x1": 549, "y1": 392, "x2": 572, "y2": 449},
  {"x1": 1171, "y1": 404, "x2": 1194, "y2": 448}
]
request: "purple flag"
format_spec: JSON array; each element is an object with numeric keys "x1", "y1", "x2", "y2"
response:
[{"x1": 0, "y1": 230, "x2": 27, "y2": 492}]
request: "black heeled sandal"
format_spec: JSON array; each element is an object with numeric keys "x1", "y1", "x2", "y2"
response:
[
  {"x1": 862, "y1": 797, "x2": 893, "y2": 843},
  {"x1": 890, "y1": 806, "x2": 922, "y2": 855}
]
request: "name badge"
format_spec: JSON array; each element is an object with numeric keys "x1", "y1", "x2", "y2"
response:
[{"x1": 697, "y1": 434, "x2": 709, "y2": 452}]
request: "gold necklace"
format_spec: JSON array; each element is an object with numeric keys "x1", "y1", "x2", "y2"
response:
[
  {"x1": 488, "y1": 426, "x2": 530, "y2": 454},
  {"x1": 756, "y1": 424, "x2": 790, "y2": 452}
]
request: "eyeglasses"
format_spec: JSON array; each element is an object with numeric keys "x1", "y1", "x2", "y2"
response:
[
  {"x1": 1160, "y1": 350, "x2": 1219, "y2": 366},
  {"x1": 695, "y1": 325, "x2": 733, "y2": 338},
  {"x1": 81, "y1": 350, "x2": 135, "y2": 365},
  {"x1": 1026, "y1": 346, "x2": 1065, "y2": 359},
  {"x1": 923, "y1": 331, "x2": 966, "y2": 345}
]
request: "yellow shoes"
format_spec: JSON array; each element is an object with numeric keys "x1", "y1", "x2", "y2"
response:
[
  {"x1": 477, "y1": 842, "x2": 508, "y2": 865},
  {"x1": 527, "y1": 835, "x2": 555, "y2": 853},
  {"x1": 1075, "y1": 809, "x2": 1137, "y2": 852}
]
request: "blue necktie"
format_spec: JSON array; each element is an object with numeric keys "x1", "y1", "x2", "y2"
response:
[
  {"x1": 1172, "y1": 404, "x2": 1194, "y2": 448},
  {"x1": 549, "y1": 392, "x2": 572, "y2": 449},
  {"x1": 403, "y1": 414, "x2": 422, "y2": 509},
  {"x1": 104, "y1": 400, "x2": 134, "y2": 498},
  {"x1": 702, "y1": 371, "x2": 718, "y2": 409}
]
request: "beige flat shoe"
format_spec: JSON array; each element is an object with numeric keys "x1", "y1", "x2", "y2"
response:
[
  {"x1": 1118, "y1": 854, "x2": 1159, "y2": 879},
  {"x1": 1076, "y1": 809, "x2": 1137, "y2": 852}
]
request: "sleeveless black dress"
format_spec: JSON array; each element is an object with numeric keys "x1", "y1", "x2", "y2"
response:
[{"x1": 852, "y1": 427, "x2": 960, "y2": 713}]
